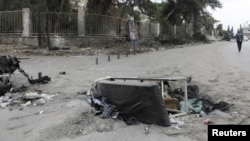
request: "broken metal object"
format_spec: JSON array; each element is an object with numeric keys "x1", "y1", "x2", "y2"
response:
[
  {"x1": 10, "y1": 85, "x2": 28, "y2": 93},
  {"x1": 28, "y1": 72, "x2": 51, "y2": 84},
  {"x1": 91, "y1": 79, "x2": 171, "y2": 127},
  {"x1": 169, "y1": 112, "x2": 189, "y2": 118},
  {"x1": 0, "y1": 55, "x2": 51, "y2": 85},
  {"x1": 59, "y1": 71, "x2": 66, "y2": 75},
  {"x1": 0, "y1": 55, "x2": 51, "y2": 96},
  {"x1": 0, "y1": 55, "x2": 19, "y2": 74},
  {"x1": 100, "y1": 97, "x2": 119, "y2": 119},
  {"x1": 0, "y1": 75, "x2": 11, "y2": 96},
  {"x1": 86, "y1": 95, "x2": 119, "y2": 119}
]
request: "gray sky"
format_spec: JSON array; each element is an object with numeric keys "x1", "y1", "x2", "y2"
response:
[
  {"x1": 208, "y1": 0, "x2": 250, "y2": 32},
  {"x1": 152, "y1": 0, "x2": 250, "y2": 32}
]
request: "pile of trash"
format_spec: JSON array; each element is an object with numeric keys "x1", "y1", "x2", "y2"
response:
[
  {"x1": 0, "y1": 91, "x2": 57, "y2": 109},
  {"x1": 84, "y1": 77, "x2": 232, "y2": 127},
  {"x1": 165, "y1": 83, "x2": 232, "y2": 115},
  {"x1": 0, "y1": 55, "x2": 53, "y2": 109}
]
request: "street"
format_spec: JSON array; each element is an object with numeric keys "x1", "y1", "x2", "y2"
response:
[{"x1": 1, "y1": 41, "x2": 250, "y2": 141}]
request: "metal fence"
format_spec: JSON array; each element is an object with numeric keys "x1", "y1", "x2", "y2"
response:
[
  {"x1": 0, "y1": 10, "x2": 160, "y2": 38},
  {"x1": 31, "y1": 12, "x2": 78, "y2": 36},
  {"x1": 85, "y1": 14, "x2": 127, "y2": 36},
  {"x1": 85, "y1": 14, "x2": 159, "y2": 37},
  {"x1": 0, "y1": 10, "x2": 22, "y2": 34}
]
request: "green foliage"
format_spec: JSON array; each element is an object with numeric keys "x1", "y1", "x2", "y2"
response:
[
  {"x1": 162, "y1": 0, "x2": 222, "y2": 34},
  {"x1": 216, "y1": 24, "x2": 223, "y2": 30},
  {"x1": 46, "y1": 0, "x2": 71, "y2": 12},
  {"x1": 219, "y1": 30, "x2": 227, "y2": 37},
  {"x1": 0, "y1": 0, "x2": 72, "y2": 12},
  {"x1": 216, "y1": 24, "x2": 226, "y2": 37},
  {"x1": 0, "y1": 0, "x2": 22, "y2": 10},
  {"x1": 87, "y1": 0, "x2": 113, "y2": 14},
  {"x1": 116, "y1": 0, "x2": 155, "y2": 17}
]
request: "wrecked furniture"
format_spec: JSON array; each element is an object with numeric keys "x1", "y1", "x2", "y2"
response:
[
  {"x1": 89, "y1": 80, "x2": 171, "y2": 127},
  {"x1": 107, "y1": 76, "x2": 189, "y2": 113},
  {"x1": 86, "y1": 76, "x2": 191, "y2": 127},
  {"x1": 85, "y1": 76, "x2": 233, "y2": 127}
]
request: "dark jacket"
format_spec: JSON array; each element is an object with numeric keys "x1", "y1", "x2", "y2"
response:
[{"x1": 236, "y1": 32, "x2": 243, "y2": 42}]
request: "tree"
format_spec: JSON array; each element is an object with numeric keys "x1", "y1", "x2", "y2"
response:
[
  {"x1": 21, "y1": 0, "x2": 72, "y2": 48},
  {"x1": 216, "y1": 24, "x2": 226, "y2": 37},
  {"x1": 230, "y1": 26, "x2": 234, "y2": 37},
  {"x1": 162, "y1": 0, "x2": 222, "y2": 33},
  {"x1": 216, "y1": 24, "x2": 223, "y2": 31},
  {"x1": 240, "y1": 24, "x2": 243, "y2": 33},
  {"x1": 87, "y1": 0, "x2": 114, "y2": 14},
  {"x1": 227, "y1": 25, "x2": 230, "y2": 34},
  {"x1": 0, "y1": 0, "x2": 22, "y2": 11},
  {"x1": 0, "y1": 0, "x2": 72, "y2": 12},
  {"x1": 116, "y1": 0, "x2": 155, "y2": 18}
]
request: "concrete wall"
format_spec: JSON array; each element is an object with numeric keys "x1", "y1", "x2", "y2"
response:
[{"x1": 0, "y1": 35, "x2": 126, "y2": 48}]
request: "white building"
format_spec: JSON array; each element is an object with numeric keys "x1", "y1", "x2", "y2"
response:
[{"x1": 242, "y1": 24, "x2": 250, "y2": 38}]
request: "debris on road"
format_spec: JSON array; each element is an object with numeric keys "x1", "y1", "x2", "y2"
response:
[
  {"x1": 0, "y1": 55, "x2": 51, "y2": 97},
  {"x1": 0, "y1": 91, "x2": 57, "y2": 109},
  {"x1": 84, "y1": 76, "x2": 234, "y2": 128},
  {"x1": 59, "y1": 71, "x2": 66, "y2": 75},
  {"x1": 86, "y1": 77, "x2": 171, "y2": 127}
]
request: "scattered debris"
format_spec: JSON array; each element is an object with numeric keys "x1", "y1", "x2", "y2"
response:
[
  {"x1": 21, "y1": 101, "x2": 31, "y2": 107},
  {"x1": 0, "y1": 55, "x2": 51, "y2": 96},
  {"x1": 203, "y1": 118, "x2": 214, "y2": 125},
  {"x1": 34, "y1": 98, "x2": 47, "y2": 106},
  {"x1": 59, "y1": 71, "x2": 66, "y2": 75},
  {"x1": 144, "y1": 125, "x2": 150, "y2": 134},
  {"x1": 164, "y1": 97, "x2": 179, "y2": 109},
  {"x1": 199, "y1": 111, "x2": 207, "y2": 117},
  {"x1": 85, "y1": 76, "x2": 233, "y2": 127},
  {"x1": 28, "y1": 72, "x2": 51, "y2": 84},
  {"x1": 0, "y1": 91, "x2": 57, "y2": 109},
  {"x1": 209, "y1": 110, "x2": 232, "y2": 119},
  {"x1": 39, "y1": 110, "x2": 44, "y2": 115},
  {"x1": 11, "y1": 85, "x2": 28, "y2": 93},
  {"x1": 180, "y1": 98, "x2": 203, "y2": 113},
  {"x1": 77, "y1": 90, "x2": 88, "y2": 95}
]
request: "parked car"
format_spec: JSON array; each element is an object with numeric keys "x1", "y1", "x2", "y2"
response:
[{"x1": 243, "y1": 36, "x2": 248, "y2": 41}]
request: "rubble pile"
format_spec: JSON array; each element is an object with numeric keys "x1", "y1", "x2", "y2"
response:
[
  {"x1": 165, "y1": 83, "x2": 231, "y2": 114},
  {"x1": 0, "y1": 55, "x2": 52, "y2": 109},
  {"x1": 0, "y1": 92, "x2": 57, "y2": 109}
]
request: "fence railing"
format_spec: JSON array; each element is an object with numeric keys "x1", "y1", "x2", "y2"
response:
[
  {"x1": 0, "y1": 10, "x2": 22, "y2": 34},
  {"x1": 86, "y1": 14, "x2": 126, "y2": 36},
  {"x1": 0, "y1": 9, "x2": 161, "y2": 38},
  {"x1": 31, "y1": 12, "x2": 78, "y2": 36}
]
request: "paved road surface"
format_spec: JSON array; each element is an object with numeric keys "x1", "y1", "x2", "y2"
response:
[{"x1": 1, "y1": 41, "x2": 250, "y2": 141}]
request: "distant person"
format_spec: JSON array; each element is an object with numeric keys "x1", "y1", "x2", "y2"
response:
[{"x1": 235, "y1": 30, "x2": 243, "y2": 52}]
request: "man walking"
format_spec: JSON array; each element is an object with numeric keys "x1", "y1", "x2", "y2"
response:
[{"x1": 235, "y1": 30, "x2": 243, "y2": 52}]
